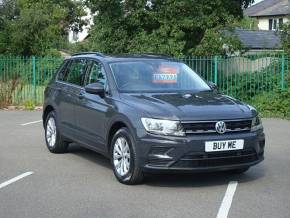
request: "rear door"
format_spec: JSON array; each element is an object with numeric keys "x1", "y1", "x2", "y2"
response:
[
  {"x1": 75, "y1": 60, "x2": 113, "y2": 152},
  {"x1": 56, "y1": 58, "x2": 88, "y2": 138}
]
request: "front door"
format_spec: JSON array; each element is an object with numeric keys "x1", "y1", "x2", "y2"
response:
[{"x1": 75, "y1": 60, "x2": 112, "y2": 152}]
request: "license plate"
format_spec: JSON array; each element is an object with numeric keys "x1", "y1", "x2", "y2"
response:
[{"x1": 205, "y1": 140, "x2": 244, "y2": 152}]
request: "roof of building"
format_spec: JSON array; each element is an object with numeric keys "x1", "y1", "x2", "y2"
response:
[
  {"x1": 224, "y1": 29, "x2": 282, "y2": 49},
  {"x1": 245, "y1": 0, "x2": 290, "y2": 17}
]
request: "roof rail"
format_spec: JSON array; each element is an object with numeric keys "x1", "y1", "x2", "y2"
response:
[
  {"x1": 138, "y1": 53, "x2": 172, "y2": 58},
  {"x1": 72, "y1": 52, "x2": 105, "y2": 57}
]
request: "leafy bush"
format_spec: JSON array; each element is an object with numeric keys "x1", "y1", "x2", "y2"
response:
[
  {"x1": 248, "y1": 88, "x2": 290, "y2": 119},
  {"x1": 219, "y1": 58, "x2": 282, "y2": 101},
  {"x1": 23, "y1": 100, "x2": 35, "y2": 110},
  {"x1": 221, "y1": 70, "x2": 280, "y2": 100}
]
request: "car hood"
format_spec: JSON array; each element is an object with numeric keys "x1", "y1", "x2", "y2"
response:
[{"x1": 120, "y1": 92, "x2": 256, "y2": 121}]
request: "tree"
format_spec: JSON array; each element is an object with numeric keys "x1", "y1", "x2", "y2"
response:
[
  {"x1": 84, "y1": 0, "x2": 254, "y2": 56},
  {"x1": 0, "y1": 0, "x2": 87, "y2": 56}
]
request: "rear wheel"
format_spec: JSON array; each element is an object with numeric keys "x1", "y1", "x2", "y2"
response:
[
  {"x1": 45, "y1": 111, "x2": 68, "y2": 153},
  {"x1": 111, "y1": 128, "x2": 144, "y2": 185}
]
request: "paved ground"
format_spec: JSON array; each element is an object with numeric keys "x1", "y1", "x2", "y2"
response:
[{"x1": 0, "y1": 111, "x2": 290, "y2": 218}]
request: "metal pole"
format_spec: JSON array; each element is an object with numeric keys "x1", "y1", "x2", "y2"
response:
[
  {"x1": 214, "y1": 56, "x2": 218, "y2": 84},
  {"x1": 281, "y1": 53, "x2": 285, "y2": 90},
  {"x1": 32, "y1": 56, "x2": 36, "y2": 103}
]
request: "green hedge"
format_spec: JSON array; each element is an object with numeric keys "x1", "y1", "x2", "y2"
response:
[{"x1": 248, "y1": 88, "x2": 290, "y2": 119}]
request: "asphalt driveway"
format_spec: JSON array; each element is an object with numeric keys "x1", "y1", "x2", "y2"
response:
[{"x1": 0, "y1": 111, "x2": 289, "y2": 218}]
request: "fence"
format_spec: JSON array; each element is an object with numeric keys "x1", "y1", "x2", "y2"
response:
[
  {"x1": 181, "y1": 54, "x2": 289, "y2": 100},
  {"x1": 0, "y1": 54, "x2": 289, "y2": 106},
  {"x1": 0, "y1": 56, "x2": 63, "y2": 106}
]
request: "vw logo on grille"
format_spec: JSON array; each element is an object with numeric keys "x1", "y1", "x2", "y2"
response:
[{"x1": 215, "y1": 121, "x2": 226, "y2": 134}]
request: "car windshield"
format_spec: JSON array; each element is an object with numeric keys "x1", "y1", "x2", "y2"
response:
[{"x1": 109, "y1": 60, "x2": 211, "y2": 93}]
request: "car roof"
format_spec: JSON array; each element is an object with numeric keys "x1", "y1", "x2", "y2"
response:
[{"x1": 67, "y1": 52, "x2": 180, "y2": 63}]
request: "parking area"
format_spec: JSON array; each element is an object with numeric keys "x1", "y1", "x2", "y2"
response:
[{"x1": 0, "y1": 111, "x2": 290, "y2": 218}]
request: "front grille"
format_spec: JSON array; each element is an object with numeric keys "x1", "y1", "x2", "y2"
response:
[
  {"x1": 182, "y1": 119, "x2": 252, "y2": 134},
  {"x1": 182, "y1": 148, "x2": 255, "y2": 160},
  {"x1": 173, "y1": 148, "x2": 258, "y2": 168}
]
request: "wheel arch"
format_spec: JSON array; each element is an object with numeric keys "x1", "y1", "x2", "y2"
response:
[
  {"x1": 42, "y1": 105, "x2": 55, "y2": 126},
  {"x1": 107, "y1": 121, "x2": 128, "y2": 152},
  {"x1": 106, "y1": 116, "x2": 138, "y2": 154}
]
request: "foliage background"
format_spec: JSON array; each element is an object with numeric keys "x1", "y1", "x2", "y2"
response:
[
  {"x1": 69, "y1": 0, "x2": 256, "y2": 56},
  {"x1": 0, "y1": 0, "x2": 86, "y2": 56},
  {"x1": 0, "y1": 0, "x2": 290, "y2": 119}
]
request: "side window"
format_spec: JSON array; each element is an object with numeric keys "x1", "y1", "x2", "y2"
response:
[
  {"x1": 86, "y1": 61, "x2": 107, "y2": 86},
  {"x1": 57, "y1": 61, "x2": 70, "y2": 81},
  {"x1": 65, "y1": 59, "x2": 87, "y2": 86}
]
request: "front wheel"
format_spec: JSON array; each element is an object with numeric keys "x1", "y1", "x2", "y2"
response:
[
  {"x1": 111, "y1": 128, "x2": 144, "y2": 185},
  {"x1": 45, "y1": 111, "x2": 68, "y2": 153}
]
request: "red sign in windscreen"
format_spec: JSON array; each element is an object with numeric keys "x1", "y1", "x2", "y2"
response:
[{"x1": 153, "y1": 66, "x2": 178, "y2": 84}]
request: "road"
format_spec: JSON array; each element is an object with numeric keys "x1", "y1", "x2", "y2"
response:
[{"x1": 0, "y1": 111, "x2": 289, "y2": 218}]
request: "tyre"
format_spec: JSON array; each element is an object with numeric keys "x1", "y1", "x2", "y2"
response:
[
  {"x1": 111, "y1": 127, "x2": 144, "y2": 185},
  {"x1": 44, "y1": 111, "x2": 69, "y2": 153},
  {"x1": 228, "y1": 167, "x2": 249, "y2": 174}
]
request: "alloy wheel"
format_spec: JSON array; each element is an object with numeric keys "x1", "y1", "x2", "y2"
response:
[
  {"x1": 113, "y1": 137, "x2": 131, "y2": 177},
  {"x1": 46, "y1": 117, "x2": 57, "y2": 148}
]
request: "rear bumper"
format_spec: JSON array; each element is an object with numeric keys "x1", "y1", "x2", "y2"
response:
[{"x1": 135, "y1": 129, "x2": 265, "y2": 173}]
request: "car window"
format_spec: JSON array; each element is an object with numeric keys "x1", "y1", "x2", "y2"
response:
[
  {"x1": 65, "y1": 59, "x2": 87, "y2": 86},
  {"x1": 57, "y1": 61, "x2": 70, "y2": 81},
  {"x1": 110, "y1": 61, "x2": 210, "y2": 93},
  {"x1": 85, "y1": 61, "x2": 106, "y2": 86}
]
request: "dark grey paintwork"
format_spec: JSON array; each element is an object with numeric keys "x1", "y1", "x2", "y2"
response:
[
  {"x1": 120, "y1": 92, "x2": 255, "y2": 121},
  {"x1": 43, "y1": 54, "x2": 265, "y2": 173}
]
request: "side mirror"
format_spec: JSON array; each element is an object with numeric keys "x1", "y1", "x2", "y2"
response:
[
  {"x1": 208, "y1": 81, "x2": 218, "y2": 91},
  {"x1": 85, "y1": 82, "x2": 105, "y2": 96}
]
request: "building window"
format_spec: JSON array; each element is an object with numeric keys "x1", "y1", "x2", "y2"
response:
[
  {"x1": 269, "y1": 18, "x2": 283, "y2": 31},
  {"x1": 279, "y1": 18, "x2": 283, "y2": 28},
  {"x1": 269, "y1": 19, "x2": 272, "y2": 30}
]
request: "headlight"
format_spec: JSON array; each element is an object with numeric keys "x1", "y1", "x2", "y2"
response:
[
  {"x1": 251, "y1": 115, "x2": 263, "y2": 131},
  {"x1": 141, "y1": 118, "x2": 185, "y2": 136}
]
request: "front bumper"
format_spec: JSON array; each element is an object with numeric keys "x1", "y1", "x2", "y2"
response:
[{"x1": 135, "y1": 129, "x2": 265, "y2": 173}]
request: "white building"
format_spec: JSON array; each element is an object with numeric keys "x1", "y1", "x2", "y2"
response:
[{"x1": 245, "y1": 0, "x2": 289, "y2": 31}]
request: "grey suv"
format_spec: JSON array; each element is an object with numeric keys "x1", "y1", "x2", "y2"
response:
[{"x1": 43, "y1": 52, "x2": 265, "y2": 184}]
